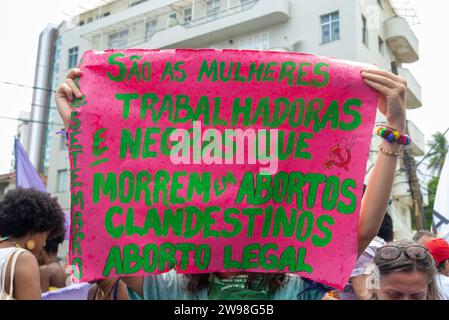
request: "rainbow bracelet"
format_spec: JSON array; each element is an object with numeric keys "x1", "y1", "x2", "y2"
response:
[{"x1": 376, "y1": 126, "x2": 411, "y2": 145}]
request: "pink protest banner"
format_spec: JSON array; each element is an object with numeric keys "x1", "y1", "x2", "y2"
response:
[{"x1": 68, "y1": 49, "x2": 378, "y2": 289}]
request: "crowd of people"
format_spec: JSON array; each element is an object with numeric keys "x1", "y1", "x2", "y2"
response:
[
  {"x1": 1, "y1": 187, "x2": 448, "y2": 300},
  {"x1": 0, "y1": 67, "x2": 448, "y2": 300}
]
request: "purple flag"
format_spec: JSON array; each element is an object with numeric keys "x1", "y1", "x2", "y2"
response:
[
  {"x1": 14, "y1": 138, "x2": 70, "y2": 239},
  {"x1": 41, "y1": 283, "x2": 93, "y2": 300},
  {"x1": 14, "y1": 138, "x2": 46, "y2": 192}
]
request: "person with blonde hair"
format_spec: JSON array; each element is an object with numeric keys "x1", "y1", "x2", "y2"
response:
[
  {"x1": 413, "y1": 230, "x2": 437, "y2": 245},
  {"x1": 368, "y1": 240, "x2": 441, "y2": 300}
]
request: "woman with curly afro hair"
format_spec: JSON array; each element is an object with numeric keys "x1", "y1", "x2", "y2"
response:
[{"x1": 0, "y1": 188, "x2": 66, "y2": 300}]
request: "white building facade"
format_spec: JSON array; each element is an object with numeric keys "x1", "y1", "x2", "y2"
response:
[{"x1": 45, "y1": 0, "x2": 424, "y2": 239}]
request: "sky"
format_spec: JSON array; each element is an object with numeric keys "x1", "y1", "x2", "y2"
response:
[
  {"x1": 0, "y1": 0, "x2": 448, "y2": 174},
  {"x1": 0, "y1": 0, "x2": 112, "y2": 173},
  {"x1": 406, "y1": 0, "x2": 449, "y2": 151}
]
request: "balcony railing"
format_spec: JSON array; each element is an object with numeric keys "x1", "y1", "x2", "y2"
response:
[
  {"x1": 127, "y1": 0, "x2": 289, "y2": 49},
  {"x1": 397, "y1": 67, "x2": 422, "y2": 109},
  {"x1": 80, "y1": 0, "x2": 266, "y2": 48},
  {"x1": 406, "y1": 120, "x2": 425, "y2": 157},
  {"x1": 183, "y1": 0, "x2": 259, "y2": 29},
  {"x1": 385, "y1": 16, "x2": 419, "y2": 63}
]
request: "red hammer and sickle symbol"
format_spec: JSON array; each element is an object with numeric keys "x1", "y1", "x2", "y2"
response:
[{"x1": 323, "y1": 138, "x2": 354, "y2": 171}]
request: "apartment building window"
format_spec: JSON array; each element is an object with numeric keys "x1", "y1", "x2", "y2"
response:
[
  {"x1": 68, "y1": 47, "x2": 78, "y2": 69},
  {"x1": 184, "y1": 6, "x2": 192, "y2": 24},
  {"x1": 238, "y1": 32, "x2": 269, "y2": 50},
  {"x1": 130, "y1": 0, "x2": 149, "y2": 6},
  {"x1": 168, "y1": 13, "x2": 178, "y2": 27},
  {"x1": 321, "y1": 12, "x2": 340, "y2": 44},
  {"x1": 378, "y1": 36, "x2": 385, "y2": 55},
  {"x1": 254, "y1": 33, "x2": 269, "y2": 50},
  {"x1": 60, "y1": 134, "x2": 66, "y2": 150},
  {"x1": 145, "y1": 19, "x2": 157, "y2": 41},
  {"x1": 57, "y1": 169, "x2": 69, "y2": 193},
  {"x1": 207, "y1": 0, "x2": 221, "y2": 21},
  {"x1": 108, "y1": 29, "x2": 129, "y2": 48},
  {"x1": 241, "y1": 0, "x2": 254, "y2": 10},
  {"x1": 362, "y1": 15, "x2": 368, "y2": 47}
]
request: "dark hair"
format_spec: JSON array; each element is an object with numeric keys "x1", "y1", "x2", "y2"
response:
[
  {"x1": 184, "y1": 273, "x2": 287, "y2": 294},
  {"x1": 0, "y1": 188, "x2": 65, "y2": 239},
  {"x1": 377, "y1": 213, "x2": 394, "y2": 242},
  {"x1": 438, "y1": 259, "x2": 449, "y2": 273},
  {"x1": 44, "y1": 235, "x2": 64, "y2": 255},
  {"x1": 413, "y1": 230, "x2": 436, "y2": 242}
]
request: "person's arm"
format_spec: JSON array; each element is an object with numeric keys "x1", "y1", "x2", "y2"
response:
[
  {"x1": 351, "y1": 274, "x2": 370, "y2": 300},
  {"x1": 358, "y1": 69, "x2": 407, "y2": 256},
  {"x1": 13, "y1": 252, "x2": 42, "y2": 300},
  {"x1": 87, "y1": 284, "x2": 99, "y2": 300},
  {"x1": 120, "y1": 276, "x2": 144, "y2": 297},
  {"x1": 39, "y1": 265, "x2": 51, "y2": 293},
  {"x1": 56, "y1": 69, "x2": 145, "y2": 298},
  {"x1": 116, "y1": 280, "x2": 130, "y2": 300},
  {"x1": 55, "y1": 68, "x2": 83, "y2": 130}
]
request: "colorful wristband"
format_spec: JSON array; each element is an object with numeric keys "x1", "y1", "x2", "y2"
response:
[{"x1": 376, "y1": 126, "x2": 411, "y2": 146}]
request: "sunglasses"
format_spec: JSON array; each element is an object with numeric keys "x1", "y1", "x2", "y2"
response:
[{"x1": 377, "y1": 245, "x2": 429, "y2": 261}]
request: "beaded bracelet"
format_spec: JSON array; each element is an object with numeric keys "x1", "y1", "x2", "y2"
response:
[
  {"x1": 376, "y1": 126, "x2": 411, "y2": 145},
  {"x1": 378, "y1": 145, "x2": 401, "y2": 157}
]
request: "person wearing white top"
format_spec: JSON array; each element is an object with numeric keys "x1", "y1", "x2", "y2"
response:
[
  {"x1": 435, "y1": 274, "x2": 449, "y2": 300},
  {"x1": 0, "y1": 188, "x2": 66, "y2": 300}
]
